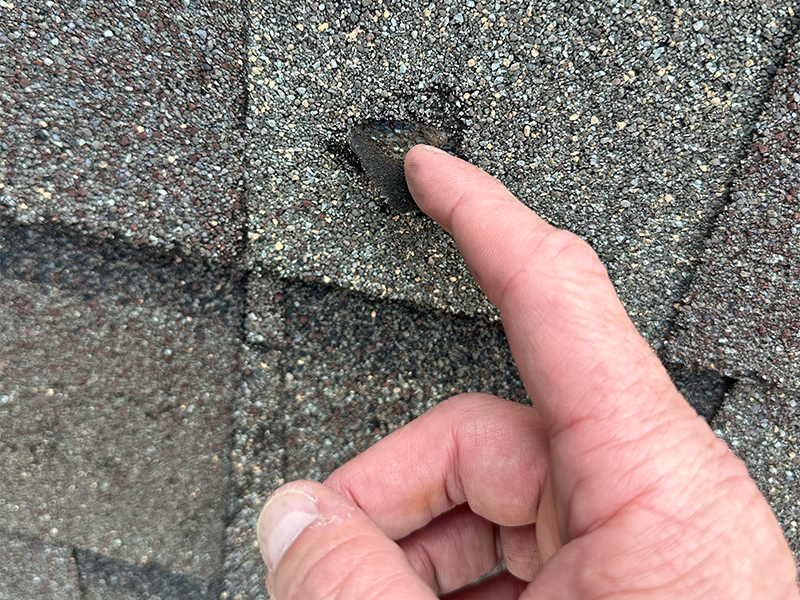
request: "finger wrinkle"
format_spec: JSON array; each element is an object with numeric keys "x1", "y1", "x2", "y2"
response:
[
  {"x1": 303, "y1": 534, "x2": 390, "y2": 600},
  {"x1": 413, "y1": 537, "x2": 443, "y2": 593},
  {"x1": 442, "y1": 420, "x2": 466, "y2": 512},
  {"x1": 497, "y1": 228, "x2": 611, "y2": 316},
  {"x1": 441, "y1": 167, "x2": 512, "y2": 236},
  {"x1": 536, "y1": 228, "x2": 608, "y2": 279},
  {"x1": 329, "y1": 548, "x2": 407, "y2": 600},
  {"x1": 552, "y1": 417, "x2": 679, "y2": 539},
  {"x1": 363, "y1": 569, "x2": 428, "y2": 600},
  {"x1": 498, "y1": 230, "x2": 592, "y2": 302},
  {"x1": 547, "y1": 407, "x2": 606, "y2": 450},
  {"x1": 570, "y1": 483, "x2": 655, "y2": 543},
  {"x1": 546, "y1": 351, "x2": 675, "y2": 444},
  {"x1": 493, "y1": 522, "x2": 503, "y2": 566},
  {"x1": 325, "y1": 475, "x2": 360, "y2": 508},
  {"x1": 492, "y1": 254, "x2": 536, "y2": 318},
  {"x1": 489, "y1": 229, "x2": 592, "y2": 325}
]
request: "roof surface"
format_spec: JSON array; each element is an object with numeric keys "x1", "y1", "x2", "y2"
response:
[
  {"x1": 668, "y1": 34, "x2": 800, "y2": 389},
  {"x1": 0, "y1": 1, "x2": 798, "y2": 598}
]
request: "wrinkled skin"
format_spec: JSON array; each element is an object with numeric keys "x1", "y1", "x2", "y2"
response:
[{"x1": 257, "y1": 145, "x2": 800, "y2": 600}]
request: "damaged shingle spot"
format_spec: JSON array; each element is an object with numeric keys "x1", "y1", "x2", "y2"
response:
[
  {"x1": 347, "y1": 120, "x2": 455, "y2": 214},
  {"x1": 665, "y1": 363, "x2": 736, "y2": 423}
]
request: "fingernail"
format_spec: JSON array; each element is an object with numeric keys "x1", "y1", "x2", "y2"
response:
[
  {"x1": 257, "y1": 488, "x2": 319, "y2": 572},
  {"x1": 423, "y1": 144, "x2": 448, "y2": 154}
]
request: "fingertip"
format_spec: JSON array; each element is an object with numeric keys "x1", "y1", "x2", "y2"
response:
[
  {"x1": 403, "y1": 145, "x2": 448, "y2": 211},
  {"x1": 403, "y1": 143, "x2": 448, "y2": 175},
  {"x1": 404, "y1": 145, "x2": 493, "y2": 228}
]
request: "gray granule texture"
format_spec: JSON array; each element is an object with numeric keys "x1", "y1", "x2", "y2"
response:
[
  {"x1": 0, "y1": 225, "x2": 242, "y2": 583},
  {"x1": 0, "y1": 533, "x2": 81, "y2": 600},
  {"x1": 712, "y1": 382, "x2": 799, "y2": 568},
  {"x1": 245, "y1": 0, "x2": 795, "y2": 347},
  {"x1": 74, "y1": 548, "x2": 220, "y2": 600},
  {"x1": 223, "y1": 345, "x2": 283, "y2": 600},
  {"x1": 244, "y1": 269, "x2": 287, "y2": 347},
  {"x1": 664, "y1": 363, "x2": 732, "y2": 422},
  {"x1": 277, "y1": 280, "x2": 527, "y2": 481},
  {"x1": 668, "y1": 32, "x2": 800, "y2": 390},
  {"x1": 0, "y1": 0, "x2": 246, "y2": 262}
]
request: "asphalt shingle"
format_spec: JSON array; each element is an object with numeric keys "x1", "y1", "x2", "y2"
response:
[
  {"x1": 0, "y1": 532, "x2": 81, "y2": 600},
  {"x1": 712, "y1": 381, "x2": 799, "y2": 568},
  {"x1": 223, "y1": 275, "x2": 526, "y2": 600},
  {"x1": 223, "y1": 345, "x2": 282, "y2": 600},
  {"x1": 74, "y1": 549, "x2": 218, "y2": 600},
  {"x1": 2, "y1": 0, "x2": 799, "y2": 595},
  {"x1": 0, "y1": 225, "x2": 242, "y2": 586},
  {"x1": 0, "y1": 0, "x2": 246, "y2": 261},
  {"x1": 245, "y1": 0, "x2": 795, "y2": 345},
  {"x1": 668, "y1": 32, "x2": 800, "y2": 389}
]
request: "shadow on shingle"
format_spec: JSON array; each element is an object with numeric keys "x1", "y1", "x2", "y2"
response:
[
  {"x1": 74, "y1": 548, "x2": 221, "y2": 600},
  {"x1": 0, "y1": 220, "x2": 245, "y2": 323},
  {"x1": 664, "y1": 363, "x2": 735, "y2": 423}
]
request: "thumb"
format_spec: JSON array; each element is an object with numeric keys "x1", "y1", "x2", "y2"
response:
[{"x1": 257, "y1": 480, "x2": 437, "y2": 600}]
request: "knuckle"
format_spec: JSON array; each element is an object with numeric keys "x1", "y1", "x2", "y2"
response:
[
  {"x1": 447, "y1": 172, "x2": 511, "y2": 229},
  {"x1": 498, "y1": 228, "x2": 611, "y2": 311},
  {"x1": 535, "y1": 229, "x2": 607, "y2": 279}
]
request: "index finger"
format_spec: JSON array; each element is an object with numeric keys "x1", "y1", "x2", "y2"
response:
[{"x1": 404, "y1": 145, "x2": 689, "y2": 439}]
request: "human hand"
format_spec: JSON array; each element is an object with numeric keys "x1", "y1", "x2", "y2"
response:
[{"x1": 257, "y1": 145, "x2": 800, "y2": 599}]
